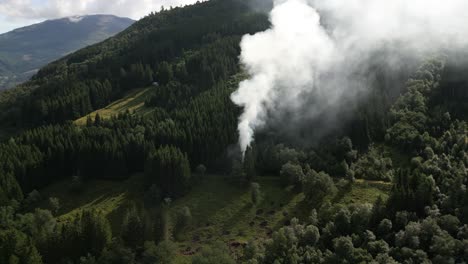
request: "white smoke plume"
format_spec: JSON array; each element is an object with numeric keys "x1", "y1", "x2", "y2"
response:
[{"x1": 231, "y1": 0, "x2": 468, "y2": 154}]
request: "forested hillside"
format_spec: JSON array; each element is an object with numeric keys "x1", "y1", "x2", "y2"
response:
[
  {"x1": 0, "y1": 0, "x2": 467, "y2": 263},
  {"x1": 0, "y1": 0, "x2": 267, "y2": 128}
]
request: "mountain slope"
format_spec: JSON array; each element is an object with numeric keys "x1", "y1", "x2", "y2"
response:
[
  {"x1": 0, "y1": 0, "x2": 268, "y2": 129},
  {"x1": 0, "y1": 0, "x2": 467, "y2": 263},
  {"x1": 0, "y1": 15, "x2": 134, "y2": 90}
]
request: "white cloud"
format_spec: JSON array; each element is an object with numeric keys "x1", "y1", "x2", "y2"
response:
[
  {"x1": 0, "y1": 0, "x2": 199, "y2": 33},
  {"x1": 232, "y1": 0, "x2": 468, "y2": 154},
  {"x1": 0, "y1": 0, "x2": 199, "y2": 21}
]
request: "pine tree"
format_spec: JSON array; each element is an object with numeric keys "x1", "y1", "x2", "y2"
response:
[{"x1": 94, "y1": 113, "x2": 102, "y2": 126}]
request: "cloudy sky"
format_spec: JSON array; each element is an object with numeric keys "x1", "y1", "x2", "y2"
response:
[{"x1": 0, "y1": 0, "x2": 198, "y2": 34}]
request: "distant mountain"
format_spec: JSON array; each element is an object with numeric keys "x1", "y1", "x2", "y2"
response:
[{"x1": 0, "y1": 15, "x2": 134, "y2": 90}]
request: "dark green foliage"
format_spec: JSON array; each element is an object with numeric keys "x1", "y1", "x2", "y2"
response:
[
  {"x1": 0, "y1": 228, "x2": 43, "y2": 264},
  {"x1": 257, "y1": 143, "x2": 305, "y2": 174},
  {"x1": 303, "y1": 170, "x2": 336, "y2": 204},
  {"x1": 243, "y1": 58, "x2": 468, "y2": 264},
  {"x1": 192, "y1": 241, "x2": 236, "y2": 264},
  {"x1": 230, "y1": 158, "x2": 246, "y2": 180},
  {"x1": 196, "y1": 164, "x2": 207, "y2": 181},
  {"x1": 121, "y1": 206, "x2": 145, "y2": 249},
  {"x1": 48, "y1": 197, "x2": 60, "y2": 215},
  {"x1": 145, "y1": 146, "x2": 191, "y2": 198},
  {"x1": 80, "y1": 210, "x2": 112, "y2": 256},
  {"x1": 0, "y1": 0, "x2": 468, "y2": 262},
  {"x1": 141, "y1": 240, "x2": 177, "y2": 264},
  {"x1": 0, "y1": 0, "x2": 268, "y2": 127},
  {"x1": 352, "y1": 146, "x2": 394, "y2": 181},
  {"x1": 173, "y1": 206, "x2": 192, "y2": 240},
  {"x1": 256, "y1": 219, "x2": 325, "y2": 263},
  {"x1": 300, "y1": 137, "x2": 358, "y2": 178},
  {"x1": 23, "y1": 190, "x2": 42, "y2": 209},
  {"x1": 279, "y1": 162, "x2": 304, "y2": 186},
  {"x1": 0, "y1": 207, "x2": 113, "y2": 264},
  {"x1": 99, "y1": 240, "x2": 135, "y2": 264},
  {"x1": 0, "y1": 70, "x2": 245, "y2": 203},
  {"x1": 0, "y1": 85, "x2": 241, "y2": 200},
  {"x1": 244, "y1": 146, "x2": 257, "y2": 182},
  {"x1": 155, "y1": 61, "x2": 173, "y2": 85},
  {"x1": 79, "y1": 254, "x2": 98, "y2": 264},
  {"x1": 330, "y1": 236, "x2": 355, "y2": 262},
  {"x1": 144, "y1": 184, "x2": 161, "y2": 208},
  {"x1": 386, "y1": 60, "x2": 444, "y2": 150},
  {"x1": 242, "y1": 240, "x2": 263, "y2": 262},
  {"x1": 94, "y1": 113, "x2": 102, "y2": 126},
  {"x1": 389, "y1": 169, "x2": 436, "y2": 215},
  {"x1": 70, "y1": 176, "x2": 84, "y2": 193},
  {"x1": 38, "y1": 210, "x2": 111, "y2": 263},
  {"x1": 160, "y1": 199, "x2": 171, "y2": 242}
]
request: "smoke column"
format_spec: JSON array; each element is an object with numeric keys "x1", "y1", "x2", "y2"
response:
[{"x1": 231, "y1": 0, "x2": 468, "y2": 154}]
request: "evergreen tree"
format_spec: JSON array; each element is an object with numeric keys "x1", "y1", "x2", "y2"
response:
[
  {"x1": 121, "y1": 206, "x2": 145, "y2": 249},
  {"x1": 145, "y1": 146, "x2": 191, "y2": 197}
]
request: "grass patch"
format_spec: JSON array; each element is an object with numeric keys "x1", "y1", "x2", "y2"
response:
[
  {"x1": 75, "y1": 87, "x2": 154, "y2": 125},
  {"x1": 336, "y1": 179, "x2": 391, "y2": 206},
  {"x1": 168, "y1": 176, "x2": 302, "y2": 259},
  {"x1": 37, "y1": 174, "x2": 391, "y2": 262},
  {"x1": 38, "y1": 174, "x2": 145, "y2": 233},
  {"x1": 168, "y1": 176, "x2": 391, "y2": 260}
]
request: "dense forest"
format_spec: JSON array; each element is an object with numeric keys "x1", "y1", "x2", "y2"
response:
[{"x1": 0, "y1": 0, "x2": 467, "y2": 263}]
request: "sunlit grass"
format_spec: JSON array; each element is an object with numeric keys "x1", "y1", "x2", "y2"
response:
[
  {"x1": 38, "y1": 173, "x2": 391, "y2": 262},
  {"x1": 74, "y1": 87, "x2": 155, "y2": 125}
]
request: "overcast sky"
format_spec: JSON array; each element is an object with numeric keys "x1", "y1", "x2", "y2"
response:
[{"x1": 0, "y1": 0, "x2": 199, "y2": 34}]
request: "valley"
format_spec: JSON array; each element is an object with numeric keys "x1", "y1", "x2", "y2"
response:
[{"x1": 0, "y1": 0, "x2": 467, "y2": 263}]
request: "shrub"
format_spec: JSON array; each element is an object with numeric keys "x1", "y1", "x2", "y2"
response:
[{"x1": 280, "y1": 162, "x2": 304, "y2": 186}]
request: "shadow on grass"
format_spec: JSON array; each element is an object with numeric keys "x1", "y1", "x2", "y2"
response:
[
  {"x1": 109, "y1": 88, "x2": 152, "y2": 112},
  {"x1": 222, "y1": 202, "x2": 253, "y2": 235},
  {"x1": 173, "y1": 176, "x2": 301, "y2": 243}
]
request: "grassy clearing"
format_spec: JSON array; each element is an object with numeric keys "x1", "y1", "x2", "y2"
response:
[
  {"x1": 75, "y1": 87, "x2": 154, "y2": 125},
  {"x1": 165, "y1": 176, "x2": 308, "y2": 262},
  {"x1": 335, "y1": 179, "x2": 391, "y2": 206},
  {"x1": 169, "y1": 176, "x2": 301, "y2": 257},
  {"x1": 167, "y1": 176, "x2": 391, "y2": 260},
  {"x1": 37, "y1": 174, "x2": 391, "y2": 262},
  {"x1": 38, "y1": 174, "x2": 145, "y2": 233}
]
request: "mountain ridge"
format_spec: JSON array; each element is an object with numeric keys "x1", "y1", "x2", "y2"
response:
[{"x1": 0, "y1": 14, "x2": 134, "y2": 90}]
